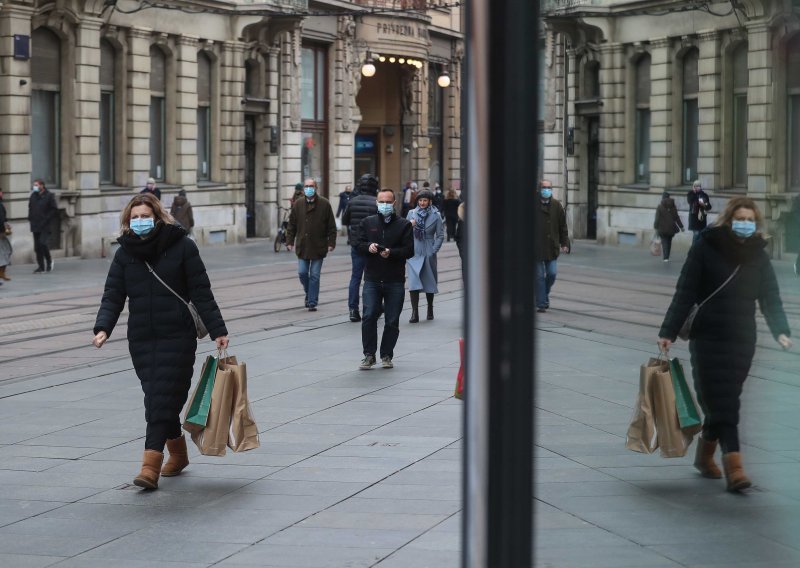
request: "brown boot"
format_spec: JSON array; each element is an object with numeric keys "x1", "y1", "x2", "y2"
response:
[
  {"x1": 0, "y1": 267, "x2": 9, "y2": 281},
  {"x1": 722, "y1": 452, "x2": 752, "y2": 492},
  {"x1": 161, "y1": 435, "x2": 189, "y2": 477},
  {"x1": 133, "y1": 450, "x2": 164, "y2": 489},
  {"x1": 693, "y1": 438, "x2": 722, "y2": 479}
]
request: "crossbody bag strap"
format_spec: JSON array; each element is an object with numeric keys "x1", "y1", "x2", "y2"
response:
[
  {"x1": 697, "y1": 265, "x2": 740, "y2": 310},
  {"x1": 144, "y1": 261, "x2": 190, "y2": 308}
]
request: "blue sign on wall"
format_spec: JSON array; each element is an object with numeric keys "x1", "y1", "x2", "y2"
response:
[{"x1": 355, "y1": 135, "x2": 376, "y2": 154}]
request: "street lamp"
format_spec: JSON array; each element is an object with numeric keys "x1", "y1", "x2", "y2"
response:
[
  {"x1": 361, "y1": 52, "x2": 376, "y2": 77},
  {"x1": 437, "y1": 69, "x2": 451, "y2": 88}
]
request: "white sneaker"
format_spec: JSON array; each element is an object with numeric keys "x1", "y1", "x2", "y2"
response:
[
  {"x1": 381, "y1": 356, "x2": 393, "y2": 369},
  {"x1": 47, "y1": 259, "x2": 54, "y2": 272}
]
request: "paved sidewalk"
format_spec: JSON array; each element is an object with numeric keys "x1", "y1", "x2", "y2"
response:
[{"x1": 1, "y1": 239, "x2": 800, "y2": 566}]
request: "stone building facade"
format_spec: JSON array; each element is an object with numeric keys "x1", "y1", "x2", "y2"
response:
[
  {"x1": 542, "y1": 0, "x2": 800, "y2": 255},
  {"x1": 0, "y1": 0, "x2": 462, "y2": 261}
]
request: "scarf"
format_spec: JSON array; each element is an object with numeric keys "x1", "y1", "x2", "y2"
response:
[
  {"x1": 118, "y1": 223, "x2": 186, "y2": 261},
  {"x1": 414, "y1": 206, "x2": 431, "y2": 240}
]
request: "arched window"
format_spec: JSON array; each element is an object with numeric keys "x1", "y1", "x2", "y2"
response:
[
  {"x1": 31, "y1": 28, "x2": 61, "y2": 187},
  {"x1": 682, "y1": 49, "x2": 699, "y2": 184},
  {"x1": 197, "y1": 52, "x2": 212, "y2": 181},
  {"x1": 731, "y1": 43, "x2": 748, "y2": 187},
  {"x1": 100, "y1": 40, "x2": 116, "y2": 184},
  {"x1": 635, "y1": 55, "x2": 651, "y2": 183},
  {"x1": 150, "y1": 46, "x2": 167, "y2": 181},
  {"x1": 788, "y1": 37, "x2": 800, "y2": 189}
]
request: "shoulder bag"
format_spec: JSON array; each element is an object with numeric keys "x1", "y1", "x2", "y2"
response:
[
  {"x1": 145, "y1": 261, "x2": 209, "y2": 339},
  {"x1": 677, "y1": 266, "x2": 739, "y2": 341}
]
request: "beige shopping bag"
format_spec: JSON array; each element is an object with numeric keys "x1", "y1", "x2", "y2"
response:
[
  {"x1": 227, "y1": 358, "x2": 260, "y2": 452},
  {"x1": 189, "y1": 353, "x2": 237, "y2": 456},
  {"x1": 626, "y1": 356, "x2": 695, "y2": 458}
]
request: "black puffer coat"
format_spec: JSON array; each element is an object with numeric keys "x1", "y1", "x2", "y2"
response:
[
  {"x1": 659, "y1": 226, "x2": 789, "y2": 427},
  {"x1": 342, "y1": 190, "x2": 378, "y2": 246},
  {"x1": 94, "y1": 224, "x2": 227, "y2": 424}
]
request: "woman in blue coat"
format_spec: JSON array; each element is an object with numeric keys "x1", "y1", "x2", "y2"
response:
[
  {"x1": 93, "y1": 194, "x2": 229, "y2": 490},
  {"x1": 406, "y1": 190, "x2": 445, "y2": 322}
]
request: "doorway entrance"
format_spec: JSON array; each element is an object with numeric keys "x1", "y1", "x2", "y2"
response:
[
  {"x1": 244, "y1": 114, "x2": 256, "y2": 238},
  {"x1": 586, "y1": 116, "x2": 599, "y2": 240},
  {"x1": 355, "y1": 130, "x2": 380, "y2": 181}
]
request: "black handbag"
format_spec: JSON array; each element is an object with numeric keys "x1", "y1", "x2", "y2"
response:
[
  {"x1": 145, "y1": 261, "x2": 209, "y2": 339},
  {"x1": 678, "y1": 266, "x2": 739, "y2": 340}
]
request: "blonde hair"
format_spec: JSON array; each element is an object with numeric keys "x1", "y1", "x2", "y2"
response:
[
  {"x1": 120, "y1": 193, "x2": 176, "y2": 234},
  {"x1": 714, "y1": 196, "x2": 766, "y2": 236}
]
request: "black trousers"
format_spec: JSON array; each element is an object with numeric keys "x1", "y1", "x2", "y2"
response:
[
  {"x1": 660, "y1": 235, "x2": 673, "y2": 260},
  {"x1": 33, "y1": 231, "x2": 51, "y2": 269},
  {"x1": 145, "y1": 419, "x2": 182, "y2": 451},
  {"x1": 445, "y1": 216, "x2": 458, "y2": 240}
]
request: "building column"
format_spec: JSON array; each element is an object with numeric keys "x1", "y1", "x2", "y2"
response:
[
  {"x1": 697, "y1": 30, "x2": 721, "y2": 190},
  {"x1": 280, "y1": 28, "x2": 302, "y2": 200},
  {"x1": 332, "y1": 17, "x2": 354, "y2": 204},
  {"x1": 126, "y1": 27, "x2": 151, "y2": 189},
  {"x1": 175, "y1": 35, "x2": 199, "y2": 188},
  {"x1": 649, "y1": 37, "x2": 672, "y2": 190},
  {"x1": 746, "y1": 22, "x2": 771, "y2": 196},
  {"x1": 411, "y1": 66, "x2": 428, "y2": 185},
  {"x1": 445, "y1": 51, "x2": 462, "y2": 191},
  {"x1": 0, "y1": 4, "x2": 34, "y2": 225},
  {"x1": 219, "y1": 40, "x2": 245, "y2": 186},
  {"x1": 599, "y1": 43, "x2": 625, "y2": 191}
]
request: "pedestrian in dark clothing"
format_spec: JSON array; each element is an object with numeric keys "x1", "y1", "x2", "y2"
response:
[
  {"x1": 290, "y1": 183, "x2": 304, "y2": 207},
  {"x1": 341, "y1": 174, "x2": 379, "y2": 322},
  {"x1": 535, "y1": 180, "x2": 569, "y2": 313},
  {"x1": 406, "y1": 190, "x2": 444, "y2": 322},
  {"x1": 93, "y1": 193, "x2": 229, "y2": 490},
  {"x1": 356, "y1": 189, "x2": 415, "y2": 370},
  {"x1": 658, "y1": 197, "x2": 791, "y2": 492},
  {"x1": 401, "y1": 181, "x2": 418, "y2": 218},
  {"x1": 140, "y1": 177, "x2": 162, "y2": 201},
  {"x1": 654, "y1": 191, "x2": 684, "y2": 262},
  {"x1": 0, "y1": 188, "x2": 11, "y2": 283},
  {"x1": 170, "y1": 190, "x2": 194, "y2": 236},
  {"x1": 428, "y1": 182, "x2": 444, "y2": 213},
  {"x1": 286, "y1": 178, "x2": 337, "y2": 311},
  {"x1": 336, "y1": 185, "x2": 354, "y2": 218},
  {"x1": 28, "y1": 179, "x2": 58, "y2": 274},
  {"x1": 454, "y1": 201, "x2": 465, "y2": 261},
  {"x1": 687, "y1": 180, "x2": 711, "y2": 244},
  {"x1": 442, "y1": 189, "x2": 461, "y2": 241}
]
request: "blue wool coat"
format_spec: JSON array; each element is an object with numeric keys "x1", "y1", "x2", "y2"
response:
[{"x1": 406, "y1": 206, "x2": 445, "y2": 293}]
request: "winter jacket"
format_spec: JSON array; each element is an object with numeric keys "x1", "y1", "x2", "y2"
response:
[
  {"x1": 536, "y1": 198, "x2": 569, "y2": 261},
  {"x1": 432, "y1": 191, "x2": 445, "y2": 211},
  {"x1": 286, "y1": 196, "x2": 337, "y2": 260},
  {"x1": 357, "y1": 214, "x2": 414, "y2": 283},
  {"x1": 654, "y1": 198, "x2": 684, "y2": 238},
  {"x1": 170, "y1": 195, "x2": 194, "y2": 230},
  {"x1": 455, "y1": 202, "x2": 465, "y2": 259},
  {"x1": 28, "y1": 190, "x2": 58, "y2": 233},
  {"x1": 342, "y1": 191, "x2": 379, "y2": 246},
  {"x1": 94, "y1": 223, "x2": 227, "y2": 424},
  {"x1": 141, "y1": 186, "x2": 162, "y2": 201},
  {"x1": 686, "y1": 189, "x2": 712, "y2": 231},
  {"x1": 659, "y1": 226, "x2": 789, "y2": 429},
  {"x1": 406, "y1": 206, "x2": 445, "y2": 293},
  {"x1": 336, "y1": 191, "x2": 354, "y2": 217},
  {"x1": 442, "y1": 198, "x2": 461, "y2": 220}
]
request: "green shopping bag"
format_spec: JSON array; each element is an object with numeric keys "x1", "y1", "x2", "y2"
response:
[
  {"x1": 669, "y1": 358, "x2": 702, "y2": 431},
  {"x1": 182, "y1": 354, "x2": 218, "y2": 433}
]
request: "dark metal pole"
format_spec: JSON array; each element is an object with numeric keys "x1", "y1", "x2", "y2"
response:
[{"x1": 463, "y1": 0, "x2": 538, "y2": 566}]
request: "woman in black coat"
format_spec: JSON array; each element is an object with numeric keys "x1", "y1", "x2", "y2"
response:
[
  {"x1": 653, "y1": 191, "x2": 684, "y2": 262},
  {"x1": 658, "y1": 197, "x2": 791, "y2": 492},
  {"x1": 93, "y1": 194, "x2": 229, "y2": 490}
]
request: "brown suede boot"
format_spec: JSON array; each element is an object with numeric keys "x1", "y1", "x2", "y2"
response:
[
  {"x1": 722, "y1": 452, "x2": 752, "y2": 492},
  {"x1": 693, "y1": 438, "x2": 722, "y2": 479},
  {"x1": 0, "y1": 267, "x2": 9, "y2": 281},
  {"x1": 133, "y1": 450, "x2": 164, "y2": 489},
  {"x1": 161, "y1": 435, "x2": 190, "y2": 477}
]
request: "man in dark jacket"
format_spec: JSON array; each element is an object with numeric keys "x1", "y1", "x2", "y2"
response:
[
  {"x1": 341, "y1": 174, "x2": 379, "y2": 322},
  {"x1": 286, "y1": 178, "x2": 337, "y2": 311},
  {"x1": 687, "y1": 180, "x2": 711, "y2": 244},
  {"x1": 170, "y1": 190, "x2": 194, "y2": 237},
  {"x1": 28, "y1": 179, "x2": 58, "y2": 273},
  {"x1": 356, "y1": 189, "x2": 414, "y2": 370},
  {"x1": 140, "y1": 177, "x2": 162, "y2": 201},
  {"x1": 336, "y1": 185, "x2": 354, "y2": 218},
  {"x1": 535, "y1": 180, "x2": 569, "y2": 313}
]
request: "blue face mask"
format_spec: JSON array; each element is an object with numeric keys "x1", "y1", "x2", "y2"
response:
[
  {"x1": 130, "y1": 218, "x2": 155, "y2": 236},
  {"x1": 731, "y1": 220, "x2": 756, "y2": 238},
  {"x1": 304, "y1": 186, "x2": 316, "y2": 198},
  {"x1": 541, "y1": 188, "x2": 553, "y2": 199},
  {"x1": 377, "y1": 203, "x2": 394, "y2": 216}
]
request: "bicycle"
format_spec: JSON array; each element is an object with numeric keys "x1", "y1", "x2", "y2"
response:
[{"x1": 273, "y1": 204, "x2": 291, "y2": 252}]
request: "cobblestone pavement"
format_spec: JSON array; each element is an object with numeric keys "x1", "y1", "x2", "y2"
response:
[{"x1": 1, "y1": 238, "x2": 800, "y2": 567}]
